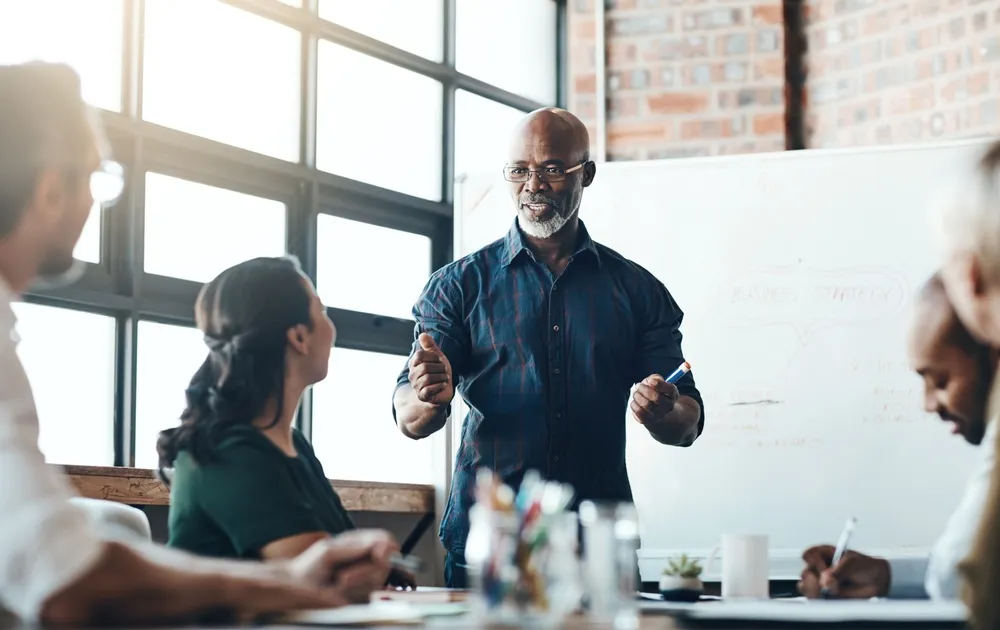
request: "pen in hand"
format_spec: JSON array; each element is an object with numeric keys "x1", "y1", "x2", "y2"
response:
[{"x1": 821, "y1": 516, "x2": 857, "y2": 599}]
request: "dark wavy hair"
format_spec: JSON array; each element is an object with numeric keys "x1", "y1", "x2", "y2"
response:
[{"x1": 156, "y1": 256, "x2": 313, "y2": 483}]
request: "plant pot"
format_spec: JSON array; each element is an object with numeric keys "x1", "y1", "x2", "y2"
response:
[{"x1": 658, "y1": 575, "x2": 704, "y2": 602}]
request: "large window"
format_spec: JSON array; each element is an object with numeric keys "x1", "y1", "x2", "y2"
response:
[
  {"x1": 143, "y1": 174, "x2": 287, "y2": 282},
  {"x1": 456, "y1": 0, "x2": 559, "y2": 104},
  {"x1": 5, "y1": 0, "x2": 562, "y2": 478},
  {"x1": 316, "y1": 42, "x2": 443, "y2": 200},
  {"x1": 455, "y1": 90, "x2": 528, "y2": 179},
  {"x1": 316, "y1": 215, "x2": 431, "y2": 320},
  {"x1": 312, "y1": 348, "x2": 437, "y2": 485},
  {"x1": 133, "y1": 322, "x2": 209, "y2": 470},
  {"x1": 12, "y1": 303, "x2": 116, "y2": 466},
  {"x1": 142, "y1": 0, "x2": 301, "y2": 161},
  {"x1": 0, "y1": 0, "x2": 124, "y2": 112}
]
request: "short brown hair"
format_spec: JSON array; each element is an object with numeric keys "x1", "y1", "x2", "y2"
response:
[{"x1": 0, "y1": 62, "x2": 92, "y2": 236}]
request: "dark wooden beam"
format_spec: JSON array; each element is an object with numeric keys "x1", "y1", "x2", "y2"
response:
[{"x1": 783, "y1": 0, "x2": 808, "y2": 150}]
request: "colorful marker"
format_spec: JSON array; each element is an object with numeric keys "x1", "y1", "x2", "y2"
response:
[{"x1": 665, "y1": 361, "x2": 692, "y2": 384}]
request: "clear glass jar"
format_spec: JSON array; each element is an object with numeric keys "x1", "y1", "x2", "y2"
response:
[
  {"x1": 465, "y1": 505, "x2": 582, "y2": 627},
  {"x1": 579, "y1": 501, "x2": 640, "y2": 630}
]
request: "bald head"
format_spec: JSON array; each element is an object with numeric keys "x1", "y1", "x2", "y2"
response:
[
  {"x1": 508, "y1": 108, "x2": 590, "y2": 165},
  {"x1": 908, "y1": 272, "x2": 995, "y2": 445},
  {"x1": 912, "y1": 273, "x2": 977, "y2": 351},
  {"x1": 505, "y1": 108, "x2": 595, "y2": 240}
]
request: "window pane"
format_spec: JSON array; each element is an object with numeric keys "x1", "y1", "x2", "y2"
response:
[
  {"x1": 143, "y1": 173, "x2": 286, "y2": 283},
  {"x1": 0, "y1": 0, "x2": 123, "y2": 111},
  {"x1": 317, "y1": 42, "x2": 442, "y2": 201},
  {"x1": 456, "y1": 0, "x2": 557, "y2": 104},
  {"x1": 143, "y1": 0, "x2": 300, "y2": 161},
  {"x1": 316, "y1": 216, "x2": 430, "y2": 319},
  {"x1": 312, "y1": 349, "x2": 436, "y2": 484},
  {"x1": 318, "y1": 0, "x2": 443, "y2": 61},
  {"x1": 134, "y1": 321, "x2": 207, "y2": 470},
  {"x1": 12, "y1": 303, "x2": 115, "y2": 466},
  {"x1": 74, "y1": 204, "x2": 101, "y2": 264},
  {"x1": 455, "y1": 90, "x2": 526, "y2": 179}
]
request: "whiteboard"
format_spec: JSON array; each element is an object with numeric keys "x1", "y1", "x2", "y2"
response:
[{"x1": 453, "y1": 139, "x2": 994, "y2": 580}]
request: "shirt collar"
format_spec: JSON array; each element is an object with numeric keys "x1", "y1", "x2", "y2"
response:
[{"x1": 501, "y1": 218, "x2": 602, "y2": 269}]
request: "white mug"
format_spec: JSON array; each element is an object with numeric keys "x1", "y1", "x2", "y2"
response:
[{"x1": 706, "y1": 534, "x2": 769, "y2": 599}]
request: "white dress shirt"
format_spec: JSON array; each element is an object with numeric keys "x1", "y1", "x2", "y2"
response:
[
  {"x1": 887, "y1": 414, "x2": 997, "y2": 599},
  {"x1": 0, "y1": 281, "x2": 105, "y2": 620}
]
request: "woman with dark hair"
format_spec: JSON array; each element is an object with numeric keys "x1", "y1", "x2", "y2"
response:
[{"x1": 157, "y1": 256, "x2": 414, "y2": 588}]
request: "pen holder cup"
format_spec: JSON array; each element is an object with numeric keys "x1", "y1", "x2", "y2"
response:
[{"x1": 465, "y1": 508, "x2": 582, "y2": 627}]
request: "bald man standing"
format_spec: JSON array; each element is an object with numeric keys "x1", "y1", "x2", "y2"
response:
[{"x1": 392, "y1": 108, "x2": 704, "y2": 587}]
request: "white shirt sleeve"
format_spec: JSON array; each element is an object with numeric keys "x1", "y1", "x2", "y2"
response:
[
  {"x1": 0, "y1": 323, "x2": 105, "y2": 621},
  {"x1": 886, "y1": 556, "x2": 929, "y2": 598},
  {"x1": 921, "y1": 421, "x2": 995, "y2": 600}
]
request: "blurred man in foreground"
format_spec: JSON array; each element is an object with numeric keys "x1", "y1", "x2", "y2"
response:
[
  {"x1": 0, "y1": 61, "x2": 397, "y2": 625},
  {"x1": 799, "y1": 273, "x2": 997, "y2": 599},
  {"x1": 931, "y1": 140, "x2": 1000, "y2": 629}
]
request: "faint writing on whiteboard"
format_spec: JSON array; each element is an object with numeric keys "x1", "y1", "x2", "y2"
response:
[
  {"x1": 862, "y1": 384, "x2": 926, "y2": 426},
  {"x1": 717, "y1": 264, "x2": 910, "y2": 344}
]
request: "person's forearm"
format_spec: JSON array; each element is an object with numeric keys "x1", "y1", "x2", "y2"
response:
[
  {"x1": 40, "y1": 540, "x2": 320, "y2": 626},
  {"x1": 645, "y1": 395, "x2": 701, "y2": 446},
  {"x1": 394, "y1": 385, "x2": 449, "y2": 439}
]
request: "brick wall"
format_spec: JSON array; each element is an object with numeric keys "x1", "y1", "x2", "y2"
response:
[
  {"x1": 806, "y1": 0, "x2": 1000, "y2": 148},
  {"x1": 567, "y1": 0, "x2": 999, "y2": 161},
  {"x1": 568, "y1": 0, "x2": 787, "y2": 161}
]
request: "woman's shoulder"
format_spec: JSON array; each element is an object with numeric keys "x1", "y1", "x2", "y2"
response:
[{"x1": 175, "y1": 425, "x2": 277, "y2": 469}]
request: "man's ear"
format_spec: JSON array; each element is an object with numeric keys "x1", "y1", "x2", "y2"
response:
[
  {"x1": 968, "y1": 254, "x2": 987, "y2": 298},
  {"x1": 286, "y1": 324, "x2": 309, "y2": 355},
  {"x1": 582, "y1": 161, "x2": 596, "y2": 188}
]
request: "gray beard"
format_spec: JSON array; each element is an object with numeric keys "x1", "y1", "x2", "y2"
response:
[{"x1": 520, "y1": 205, "x2": 579, "y2": 239}]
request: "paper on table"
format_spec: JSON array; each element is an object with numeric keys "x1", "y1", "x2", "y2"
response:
[
  {"x1": 674, "y1": 600, "x2": 968, "y2": 624},
  {"x1": 283, "y1": 601, "x2": 468, "y2": 626}
]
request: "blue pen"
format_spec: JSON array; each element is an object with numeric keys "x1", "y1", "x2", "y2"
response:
[{"x1": 664, "y1": 361, "x2": 691, "y2": 383}]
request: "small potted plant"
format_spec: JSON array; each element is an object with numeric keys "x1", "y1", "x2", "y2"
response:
[{"x1": 658, "y1": 554, "x2": 704, "y2": 602}]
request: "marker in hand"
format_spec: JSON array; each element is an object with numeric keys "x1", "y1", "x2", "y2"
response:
[
  {"x1": 821, "y1": 516, "x2": 857, "y2": 598},
  {"x1": 664, "y1": 361, "x2": 691, "y2": 384}
]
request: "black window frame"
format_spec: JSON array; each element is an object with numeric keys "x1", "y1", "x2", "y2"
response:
[{"x1": 20, "y1": 0, "x2": 567, "y2": 469}]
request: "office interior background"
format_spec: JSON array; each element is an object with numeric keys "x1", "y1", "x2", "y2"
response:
[{"x1": 2, "y1": 0, "x2": 998, "y2": 582}]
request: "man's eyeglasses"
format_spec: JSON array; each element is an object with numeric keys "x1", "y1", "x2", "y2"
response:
[
  {"x1": 503, "y1": 161, "x2": 589, "y2": 183},
  {"x1": 90, "y1": 160, "x2": 125, "y2": 206}
]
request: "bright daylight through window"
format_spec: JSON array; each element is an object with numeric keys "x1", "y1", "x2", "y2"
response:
[{"x1": 2, "y1": 0, "x2": 560, "y2": 482}]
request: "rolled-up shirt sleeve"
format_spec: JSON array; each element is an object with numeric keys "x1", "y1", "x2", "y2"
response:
[
  {"x1": 0, "y1": 341, "x2": 104, "y2": 621},
  {"x1": 392, "y1": 267, "x2": 470, "y2": 421},
  {"x1": 632, "y1": 270, "x2": 705, "y2": 440}
]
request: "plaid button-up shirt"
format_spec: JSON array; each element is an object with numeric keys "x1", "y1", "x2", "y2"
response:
[{"x1": 395, "y1": 219, "x2": 704, "y2": 553}]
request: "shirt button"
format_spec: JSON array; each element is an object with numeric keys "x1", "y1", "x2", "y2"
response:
[
  {"x1": 555, "y1": 412, "x2": 562, "y2": 419},
  {"x1": 553, "y1": 325, "x2": 560, "y2": 332},
  {"x1": 553, "y1": 368, "x2": 561, "y2": 375},
  {"x1": 552, "y1": 455, "x2": 560, "y2": 463}
]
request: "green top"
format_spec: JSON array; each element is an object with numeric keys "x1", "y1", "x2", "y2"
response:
[{"x1": 167, "y1": 425, "x2": 355, "y2": 559}]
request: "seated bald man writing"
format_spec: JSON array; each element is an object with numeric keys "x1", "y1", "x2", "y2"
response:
[
  {"x1": 799, "y1": 273, "x2": 997, "y2": 599},
  {"x1": 392, "y1": 107, "x2": 704, "y2": 588}
]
